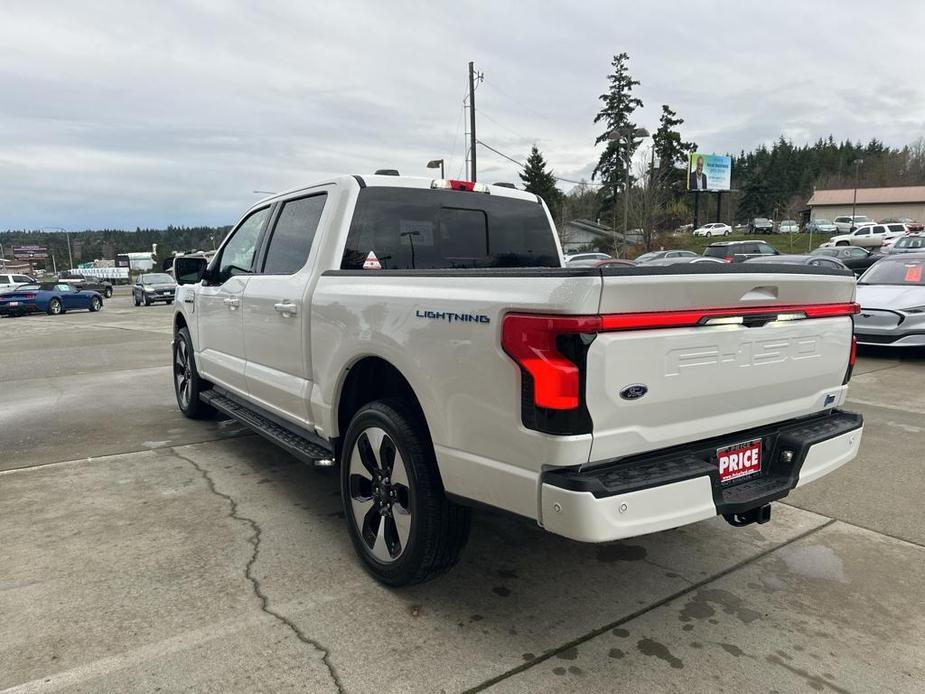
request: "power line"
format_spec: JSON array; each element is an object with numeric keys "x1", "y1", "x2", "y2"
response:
[{"x1": 476, "y1": 139, "x2": 604, "y2": 187}]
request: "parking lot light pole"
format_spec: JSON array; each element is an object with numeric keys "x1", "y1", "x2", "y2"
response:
[
  {"x1": 851, "y1": 159, "x2": 864, "y2": 226},
  {"x1": 426, "y1": 159, "x2": 445, "y2": 179},
  {"x1": 43, "y1": 226, "x2": 72, "y2": 271}
]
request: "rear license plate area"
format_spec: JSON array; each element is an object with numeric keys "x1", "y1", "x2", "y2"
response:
[{"x1": 717, "y1": 439, "x2": 762, "y2": 484}]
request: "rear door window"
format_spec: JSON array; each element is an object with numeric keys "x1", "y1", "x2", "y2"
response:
[
  {"x1": 262, "y1": 194, "x2": 327, "y2": 275},
  {"x1": 703, "y1": 246, "x2": 728, "y2": 258},
  {"x1": 341, "y1": 187, "x2": 559, "y2": 269}
]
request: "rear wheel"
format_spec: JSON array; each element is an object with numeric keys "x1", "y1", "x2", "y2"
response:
[
  {"x1": 89, "y1": 296, "x2": 102, "y2": 312},
  {"x1": 173, "y1": 327, "x2": 215, "y2": 419},
  {"x1": 341, "y1": 399, "x2": 471, "y2": 586},
  {"x1": 47, "y1": 298, "x2": 62, "y2": 316}
]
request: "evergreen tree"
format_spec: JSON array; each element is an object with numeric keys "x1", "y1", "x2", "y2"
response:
[
  {"x1": 592, "y1": 53, "x2": 643, "y2": 227},
  {"x1": 519, "y1": 145, "x2": 563, "y2": 220}
]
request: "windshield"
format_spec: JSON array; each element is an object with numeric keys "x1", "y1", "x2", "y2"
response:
[
  {"x1": 140, "y1": 273, "x2": 173, "y2": 284},
  {"x1": 859, "y1": 258, "x2": 925, "y2": 285},
  {"x1": 703, "y1": 246, "x2": 730, "y2": 258},
  {"x1": 854, "y1": 216, "x2": 870, "y2": 222},
  {"x1": 814, "y1": 219, "x2": 831, "y2": 224},
  {"x1": 634, "y1": 252, "x2": 662, "y2": 263}
]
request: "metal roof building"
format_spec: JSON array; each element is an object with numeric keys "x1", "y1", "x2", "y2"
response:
[{"x1": 807, "y1": 186, "x2": 925, "y2": 222}]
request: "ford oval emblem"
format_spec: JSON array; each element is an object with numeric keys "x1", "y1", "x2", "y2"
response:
[{"x1": 620, "y1": 384, "x2": 648, "y2": 401}]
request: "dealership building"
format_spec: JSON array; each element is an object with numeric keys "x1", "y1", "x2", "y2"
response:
[{"x1": 807, "y1": 186, "x2": 925, "y2": 222}]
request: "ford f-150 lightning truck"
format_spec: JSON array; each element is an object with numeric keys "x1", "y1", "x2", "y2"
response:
[{"x1": 171, "y1": 175, "x2": 863, "y2": 585}]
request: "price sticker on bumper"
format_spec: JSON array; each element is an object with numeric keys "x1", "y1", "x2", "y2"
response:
[{"x1": 717, "y1": 439, "x2": 762, "y2": 484}]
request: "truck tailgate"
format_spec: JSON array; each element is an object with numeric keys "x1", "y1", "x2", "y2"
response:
[{"x1": 587, "y1": 267, "x2": 857, "y2": 462}]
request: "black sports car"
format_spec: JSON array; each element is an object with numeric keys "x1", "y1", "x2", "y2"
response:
[{"x1": 810, "y1": 247, "x2": 882, "y2": 276}]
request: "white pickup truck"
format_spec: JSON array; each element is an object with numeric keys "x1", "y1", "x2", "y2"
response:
[{"x1": 172, "y1": 174, "x2": 863, "y2": 585}]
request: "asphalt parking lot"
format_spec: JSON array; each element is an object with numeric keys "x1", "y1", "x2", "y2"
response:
[{"x1": 2, "y1": 290, "x2": 924, "y2": 693}]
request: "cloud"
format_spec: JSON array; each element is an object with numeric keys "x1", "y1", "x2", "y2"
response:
[{"x1": 0, "y1": 0, "x2": 922, "y2": 228}]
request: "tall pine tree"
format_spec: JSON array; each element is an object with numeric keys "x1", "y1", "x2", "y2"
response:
[
  {"x1": 592, "y1": 52, "x2": 643, "y2": 227},
  {"x1": 520, "y1": 145, "x2": 563, "y2": 220}
]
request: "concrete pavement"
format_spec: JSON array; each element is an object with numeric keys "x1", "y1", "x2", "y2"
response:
[{"x1": 1, "y1": 294, "x2": 924, "y2": 692}]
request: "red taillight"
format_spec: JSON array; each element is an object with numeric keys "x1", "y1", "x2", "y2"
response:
[
  {"x1": 447, "y1": 179, "x2": 475, "y2": 191},
  {"x1": 724, "y1": 256, "x2": 734, "y2": 262},
  {"x1": 501, "y1": 314, "x2": 600, "y2": 410},
  {"x1": 844, "y1": 334, "x2": 858, "y2": 385},
  {"x1": 431, "y1": 179, "x2": 490, "y2": 193},
  {"x1": 22, "y1": 293, "x2": 35, "y2": 300}
]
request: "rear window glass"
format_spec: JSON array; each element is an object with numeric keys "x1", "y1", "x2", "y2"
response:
[
  {"x1": 340, "y1": 187, "x2": 559, "y2": 270},
  {"x1": 896, "y1": 236, "x2": 925, "y2": 249}
]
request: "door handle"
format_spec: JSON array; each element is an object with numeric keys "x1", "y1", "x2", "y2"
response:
[
  {"x1": 223, "y1": 297, "x2": 240, "y2": 309},
  {"x1": 274, "y1": 302, "x2": 298, "y2": 317}
]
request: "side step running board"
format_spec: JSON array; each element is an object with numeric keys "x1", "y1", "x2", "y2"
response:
[{"x1": 201, "y1": 389, "x2": 335, "y2": 466}]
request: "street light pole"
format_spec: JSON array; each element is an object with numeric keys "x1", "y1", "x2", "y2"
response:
[
  {"x1": 851, "y1": 159, "x2": 864, "y2": 226},
  {"x1": 43, "y1": 226, "x2": 73, "y2": 271}
]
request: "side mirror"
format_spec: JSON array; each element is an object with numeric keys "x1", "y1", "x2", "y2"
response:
[{"x1": 174, "y1": 257, "x2": 208, "y2": 285}]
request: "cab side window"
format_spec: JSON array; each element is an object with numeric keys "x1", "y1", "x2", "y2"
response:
[
  {"x1": 757, "y1": 243, "x2": 777, "y2": 255},
  {"x1": 262, "y1": 194, "x2": 327, "y2": 275},
  {"x1": 216, "y1": 207, "x2": 271, "y2": 283}
]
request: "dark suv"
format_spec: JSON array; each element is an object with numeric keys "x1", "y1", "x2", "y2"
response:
[{"x1": 703, "y1": 240, "x2": 780, "y2": 262}]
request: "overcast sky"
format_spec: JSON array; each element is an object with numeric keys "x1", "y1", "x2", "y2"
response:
[{"x1": 1, "y1": 0, "x2": 923, "y2": 229}]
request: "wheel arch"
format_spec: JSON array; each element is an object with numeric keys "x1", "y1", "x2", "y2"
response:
[{"x1": 334, "y1": 355, "x2": 433, "y2": 463}]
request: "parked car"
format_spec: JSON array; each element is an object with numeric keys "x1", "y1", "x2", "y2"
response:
[
  {"x1": 640, "y1": 256, "x2": 725, "y2": 266},
  {"x1": 61, "y1": 274, "x2": 114, "y2": 298},
  {"x1": 564, "y1": 252, "x2": 610, "y2": 265},
  {"x1": 778, "y1": 220, "x2": 800, "y2": 234},
  {"x1": 634, "y1": 250, "x2": 699, "y2": 264},
  {"x1": 829, "y1": 223, "x2": 908, "y2": 248},
  {"x1": 744, "y1": 254, "x2": 849, "y2": 271},
  {"x1": 703, "y1": 240, "x2": 780, "y2": 262},
  {"x1": 810, "y1": 247, "x2": 882, "y2": 275},
  {"x1": 692, "y1": 223, "x2": 731, "y2": 237},
  {"x1": 133, "y1": 273, "x2": 177, "y2": 306},
  {"x1": 833, "y1": 215, "x2": 872, "y2": 233},
  {"x1": 168, "y1": 174, "x2": 862, "y2": 585},
  {"x1": 747, "y1": 218, "x2": 774, "y2": 234},
  {"x1": 0, "y1": 273, "x2": 36, "y2": 292},
  {"x1": 0, "y1": 282, "x2": 103, "y2": 317},
  {"x1": 805, "y1": 218, "x2": 837, "y2": 234},
  {"x1": 884, "y1": 234, "x2": 925, "y2": 255},
  {"x1": 854, "y1": 253, "x2": 925, "y2": 347}
]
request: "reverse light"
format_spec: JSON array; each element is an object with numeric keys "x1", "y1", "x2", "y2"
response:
[{"x1": 431, "y1": 179, "x2": 491, "y2": 193}]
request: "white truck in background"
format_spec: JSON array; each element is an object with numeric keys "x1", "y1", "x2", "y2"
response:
[{"x1": 171, "y1": 174, "x2": 863, "y2": 586}]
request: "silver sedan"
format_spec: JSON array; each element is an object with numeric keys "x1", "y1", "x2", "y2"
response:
[{"x1": 854, "y1": 253, "x2": 925, "y2": 347}]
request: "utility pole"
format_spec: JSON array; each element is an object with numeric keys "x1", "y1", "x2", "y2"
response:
[
  {"x1": 851, "y1": 159, "x2": 864, "y2": 225},
  {"x1": 468, "y1": 61, "x2": 478, "y2": 182}
]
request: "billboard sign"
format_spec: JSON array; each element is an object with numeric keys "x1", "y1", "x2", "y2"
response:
[
  {"x1": 12, "y1": 245, "x2": 49, "y2": 260},
  {"x1": 688, "y1": 153, "x2": 731, "y2": 191}
]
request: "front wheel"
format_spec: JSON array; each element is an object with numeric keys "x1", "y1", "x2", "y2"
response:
[
  {"x1": 341, "y1": 399, "x2": 471, "y2": 586},
  {"x1": 173, "y1": 327, "x2": 215, "y2": 419},
  {"x1": 104, "y1": 287, "x2": 113, "y2": 298},
  {"x1": 144, "y1": 295, "x2": 152, "y2": 306}
]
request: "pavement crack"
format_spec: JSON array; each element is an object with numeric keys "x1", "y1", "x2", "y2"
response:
[{"x1": 173, "y1": 448, "x2": 345, "y2": 693}]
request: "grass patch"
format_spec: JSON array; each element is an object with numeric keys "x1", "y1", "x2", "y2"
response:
[{"x1": 632, "y1": 233, "x2": 831, "y2": 259}]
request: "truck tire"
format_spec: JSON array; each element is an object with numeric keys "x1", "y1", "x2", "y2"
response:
[
  {"x1": 341, "y1": 399, "x2": 471, "y2": 586},
  {"x1": 173, "y1": 327, "x2": 215, "y2": 419}
]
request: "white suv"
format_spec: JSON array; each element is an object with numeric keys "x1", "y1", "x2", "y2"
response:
[
  {"x1": 0, "y1": 273, "x2": 35, "y2": 293},
  {"x1": 833, "y1": 215, "x2": 871, "y2": 233}
]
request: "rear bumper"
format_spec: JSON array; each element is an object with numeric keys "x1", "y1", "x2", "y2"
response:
[
  {"x1": 856, "y1": 331, "x2": 925, "y2": 347},
  {"x1": 0, "y1": 303, "x2": 38, "y2": 315},
  {"x1": 540, "y1": 410, "x2": 862, "y2": 542}
]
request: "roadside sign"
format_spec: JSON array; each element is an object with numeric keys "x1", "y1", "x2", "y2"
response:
[{"x1": 12, "y1": 245, "x2": 49, "y2": 260}]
